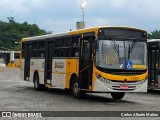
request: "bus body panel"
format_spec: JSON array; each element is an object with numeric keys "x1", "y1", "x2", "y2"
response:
[
  {"x1": 30, "y1": 59, "x2": 45, "y2": 84},
  {"x1": 92, "y1": 64, "x2": 148, "y2": 92},
  {"x1": 93, "y1": 78, "x2": 148, "y2": 92},
  {"x1": 52, "y1": 59, "x2": 79, "y2": 89},
  {"x1": 65, "y1": 59, "x2": 79, "y2": 89},
  {"x1": 52, "y1": 59, "x2": 66, "y2": 88}
]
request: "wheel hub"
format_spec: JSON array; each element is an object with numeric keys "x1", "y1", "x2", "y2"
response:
[{"x1": 74, "y1": 83, "x2": 79, "y2": 94}]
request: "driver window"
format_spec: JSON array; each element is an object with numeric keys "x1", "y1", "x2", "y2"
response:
[{"x1": 82, "y1": 41, "x2": 90, "y2": 61}]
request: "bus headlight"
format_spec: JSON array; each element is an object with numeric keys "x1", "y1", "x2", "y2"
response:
[
  {"x1": 137, "y1": 79, "x2": 146, "y2": 84},
  {"x1": 96, "y1": 73, "x2": 110, "y2": 84}
]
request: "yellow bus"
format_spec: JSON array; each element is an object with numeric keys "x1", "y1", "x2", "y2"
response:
[{"x1": 20, "y1": 26, "x2": 148, "y2": 99}]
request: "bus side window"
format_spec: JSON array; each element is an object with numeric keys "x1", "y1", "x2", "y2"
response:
[
  {"x1": 61, "y1": 37, "x2": 70, "y2": 57},
  {"x1": 61, "y1": 48, "x2": 69, "y2": 57},
  {"x1": 55, "y1": 38, "x2": 61, "y2": 47},
  {"x1": 62, "y1": 37, "x2": 70, "y2": 47},
  {"x1": 54, "y1": 38, "x2": 61, "y2": 58},
  {"x1": 39, "y1": 41, "x2": 45, "y2": 58},
  {"x1": 54, "y1": 49, "x2": 60, "y2": 57},
  {"x1": 71, "y1": 36, "x2": 80, "y2": 57},
  {"x1": 32, "y1": 42, "x2": 38, "y2": 57},
  {"x1": 71, "y1": 48, "x2": 79, "y2": 57},
  {"x1": 82, "y1": 42, "x2": 90, "y2": 61}
]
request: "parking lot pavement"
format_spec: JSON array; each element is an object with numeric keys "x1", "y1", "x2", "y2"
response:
[{"x1": 0, "y1": 67, "x2": 160, "y2": 120}]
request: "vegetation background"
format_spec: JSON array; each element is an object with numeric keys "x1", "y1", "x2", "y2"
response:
[{"x1": 0, "y1": 17, "x2": 51, "y2": 51}]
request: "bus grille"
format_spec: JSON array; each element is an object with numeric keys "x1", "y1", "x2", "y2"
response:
[
  {"x1": 111, "y1": 80, "x2": 138, "y2": 83},
  {"x1": 112, "y1": 85, "x2": 136, "y2": 91}
]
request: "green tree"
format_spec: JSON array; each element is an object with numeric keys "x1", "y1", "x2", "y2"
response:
[
  {"x1": 7, "y1": 17, "x2": 15, "y2": 23},
  {"x1": 148, "y1": 30, "x2": 160, "y2": 39},
  {"x1": 0, "y1": 18, "x2": 51, "y2": 50}
]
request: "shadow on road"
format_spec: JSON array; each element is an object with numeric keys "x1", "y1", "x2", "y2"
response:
[
  {"x1": 25, "y1": 86, "x2": 137, "y2": 104},
  {"x1": 148, "y1": 89, "x2": 160, "y2": 95}
]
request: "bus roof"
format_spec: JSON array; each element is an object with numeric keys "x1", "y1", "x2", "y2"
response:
[
  {"x1": 147, "y1": 39, "x2": 160, "y2": 42},
  {"x1": 22, "y1": 26, "x2": 147, "y2": 42},
  {"x1": 147, "y1": 39, "x2": 160, "y2": 47}
]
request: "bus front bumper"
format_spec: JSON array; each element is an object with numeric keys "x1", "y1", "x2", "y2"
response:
[{"x1": 93, "y1": 79, "x2": 148, "y2": 92}]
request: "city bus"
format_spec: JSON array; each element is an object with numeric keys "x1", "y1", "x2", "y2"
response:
[
  {"x1": 147, "y1": 39, "x2": 160, "y2": 90},
  {"x1": 20, "y1": 26, "x2": 148, "y2": 99}
]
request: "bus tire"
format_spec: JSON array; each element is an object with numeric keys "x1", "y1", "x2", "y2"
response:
[
  {"x1": 71, "y1": 78, "x2": 86, "y2": 99},
  {"x1": 33, "y1": 73, "x2": 44, "y2": 91},
  {"x1": 111, "y1": 92, "x2": 125, "y2": 100}
]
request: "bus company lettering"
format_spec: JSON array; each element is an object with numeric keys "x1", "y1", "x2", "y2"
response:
[{"x1": 55, "y1": 62, "x2": 64, "y2": 68}]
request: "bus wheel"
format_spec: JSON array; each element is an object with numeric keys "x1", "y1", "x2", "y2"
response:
[
  {"x1": 111, "y1": 92, "x2": 125, "y2": 100},
  {"x1": 33, "y1": 73, "x2": 43, "y2": 91},
  {"x1": 71, "y1": 78, "x2": 86, "y2": 99}
]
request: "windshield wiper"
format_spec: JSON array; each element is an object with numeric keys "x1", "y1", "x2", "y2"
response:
[
  {"x1": 110, "y1": 39, "x2": 120, "y2": 62},
  {"x1": 128, "y1": 40, "x2": 137, "y2": 60}
]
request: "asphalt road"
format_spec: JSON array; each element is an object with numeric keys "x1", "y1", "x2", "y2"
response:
[{"x1": 0, "y1": 67, "x2": 160, "y2": 120}]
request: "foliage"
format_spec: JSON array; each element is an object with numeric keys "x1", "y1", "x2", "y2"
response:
[
  {"x1": 0, "y1": 17, "x2": 51, "y2": 50},
  {"x1": 148, "y1": 30, "x2": 160, "y2": 39}
]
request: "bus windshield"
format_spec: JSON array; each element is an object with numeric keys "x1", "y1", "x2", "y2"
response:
[{"x1": 95, "y1": 40, "x2": 146, "y2": 69}]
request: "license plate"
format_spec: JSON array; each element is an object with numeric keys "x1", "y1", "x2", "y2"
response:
[{"x1": 120, "y1": 85, "x2": 129, "y2": 89}]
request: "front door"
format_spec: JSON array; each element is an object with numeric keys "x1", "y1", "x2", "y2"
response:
[
  {"x1": 24, "y1": 44, "x2": 32, "y2": 81},
  {"x1": 44, "y1": 42, "x2": 53, "y2": 84},
  {"x1": 148, "y1": 48, "x2": 160, "y2": 88},
  {"x1": 78, "y1": 32, "x2": 95, "y2": 89}
]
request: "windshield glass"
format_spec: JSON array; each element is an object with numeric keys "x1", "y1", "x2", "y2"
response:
[{"x1": 95, "y1": 40, "x2": 146, "y2": 69}]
